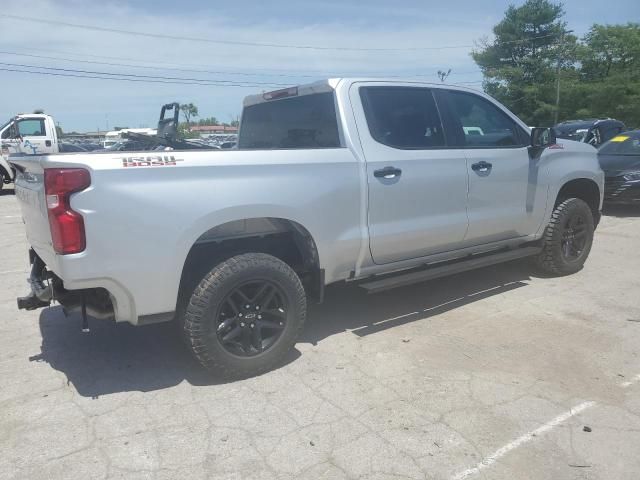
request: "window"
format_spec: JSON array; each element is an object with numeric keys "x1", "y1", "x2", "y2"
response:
[
  {"x1": 238, "y1": 92, "x2": 340, "y2": 149},
  {"x1": 447, "y1": 91, "x2": 524, "y2": 148},
  {"x1": 599, "y1": 125, "x2": 625, "y2": 144},
  {"x1": 17, "y1": 119, "x2": 46, "y2": 137},
  {"x1": 360, "y1": 87, "x2": 445, "y2": 149},
  {"x1": 599, "y1": 135, "x2": 640, "y2": 155}
]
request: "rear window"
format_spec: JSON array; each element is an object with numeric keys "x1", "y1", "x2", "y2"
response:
[{"x1": 238, "y1": 92, "x2": 341, "y2": 149}]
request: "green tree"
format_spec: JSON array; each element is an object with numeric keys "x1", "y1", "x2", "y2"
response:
[
  {"x1": 179, "y1": 103, "x2": 199, "y2": 124},
  {"x1": 580, "y1": 24, "x2": 640, "y2": 80},
  {"x1": 472, "y1": 0, "x2": 570, "y2": 125},
  {"x1": 197, "y1": 116, "x2": 219, "y2": 125},
  {"x1": 566, "y1": 23, "x2": 640, "y2": 127},
  {"x1": 176, "y1": 122, "x2": 201, "y2": 139}
]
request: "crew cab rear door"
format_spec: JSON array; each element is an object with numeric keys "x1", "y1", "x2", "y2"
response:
[{"x1": 350, "y1": 83, "x2": 469, "y2": 264}]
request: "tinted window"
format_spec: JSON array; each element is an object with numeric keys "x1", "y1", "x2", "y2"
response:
[
  {"x1": 17, "y1": 119, "x2": 46, "y2": 137},
  {"x1": 360, "y1": 87, "x2": 445, "y2": 149},
  {"x1": 448, "y1": 91, "x2": 523, "y2": 147},
  {"x1": 238, "y1": 92, "x2": 340, "y2": 149},
  {"x1": 600, "y1": 126, "x2": 624, "y2": 143}
]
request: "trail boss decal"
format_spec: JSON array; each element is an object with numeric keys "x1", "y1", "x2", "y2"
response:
[{"x1": 121, "y1": 155, "x2": 184, "y2": 168}]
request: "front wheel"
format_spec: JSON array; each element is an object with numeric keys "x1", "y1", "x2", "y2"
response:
[
  {"x1": 182, "y1": 253, "x2": 306, "y2": 378},
  {"x1": 534, "y1": 198, "x2": 595, "y2": 276}
]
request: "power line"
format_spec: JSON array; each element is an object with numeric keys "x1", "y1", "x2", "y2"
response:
[
  {"x1": 0, "y1": 45, "x2": 341, "y2": 77},
  {"x1": 0, "y1": 67, "x2": 282, "y2": 87},
  {"x1": 0, "y1": 61, "x2": 291, "y2": 86},
  {"x1": 1, "y1": 64, "x2": 486, "y2": 90},
  {"x1": 0, "y1": 14, "x2": 559, "y2": 52},
  {"x1": 0, "y1": 49, "x2": 321, "y2": 80},
  {"x1": 0, "y1": 49, "x2": 485, "y2": 82},
  {"x1": 8, "y1": 45, "x2": 488, "y2": 78}
]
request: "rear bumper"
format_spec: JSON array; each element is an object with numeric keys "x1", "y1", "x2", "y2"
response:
[{"x1": 17, "y1": 249, "x2": 115, "y2": 320}]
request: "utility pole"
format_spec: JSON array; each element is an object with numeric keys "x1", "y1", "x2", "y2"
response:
[{"x1": 554, "y1": 30, "x2": 573, "y2": 125}]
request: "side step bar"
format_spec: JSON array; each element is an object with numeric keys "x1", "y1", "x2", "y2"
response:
[{"x1": 360, "y1": 246, "x2": 541, "y2": 294}]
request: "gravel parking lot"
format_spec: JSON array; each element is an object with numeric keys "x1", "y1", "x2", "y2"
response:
[{"x1": 1, "y1": 187, "x2": 639, "y2": 480}]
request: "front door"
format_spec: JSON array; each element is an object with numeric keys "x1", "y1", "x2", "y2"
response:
[
  {"x1": 443, "y1": 90, "x2": 548, "y2": 244},
  {"x1": 351, "y1": 84, "x2": 469, "y2": 265},
  {"x1": 15, "y1": 118, "x2": 56, "y2": 155}
]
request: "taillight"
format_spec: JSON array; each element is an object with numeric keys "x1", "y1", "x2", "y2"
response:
[{"x1": 44, "y1": 168, "x2": 91, "y2": 254}]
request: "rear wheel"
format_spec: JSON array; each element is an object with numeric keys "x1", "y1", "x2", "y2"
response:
[
  {"x1": 534, "y1": 198, "x2": 595, "y2": 276},
  {"x1": 182, "y1": 253, "x2": 306, "y2": 378}
]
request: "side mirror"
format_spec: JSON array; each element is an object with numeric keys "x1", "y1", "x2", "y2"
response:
[{"x1": 530, "y1": 127, "x2": 556, "y2": 147}]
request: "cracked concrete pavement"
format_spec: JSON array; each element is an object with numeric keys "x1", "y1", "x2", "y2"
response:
[{"x1": 1, "y1": 187, "x2": 639, "y2": 479}]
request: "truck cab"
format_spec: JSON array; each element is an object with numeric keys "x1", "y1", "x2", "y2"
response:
[{"x1": 0, "y1": 113, "x2": 59, "y2": 190}]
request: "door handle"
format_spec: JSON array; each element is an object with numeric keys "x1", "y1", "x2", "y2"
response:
[
  {"x1": 45, "y1": 140, "x2": 52, "y2": 147},
  {"x1": 374, "y1": 166, "x2": 402, "y2": 179},
  {"x1": 471, "y1": 161, "x2": 492, "y2": 173}
]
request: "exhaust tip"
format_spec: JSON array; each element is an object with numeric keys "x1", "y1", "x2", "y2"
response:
[{"x1": 17, "y1": 294, "x2": 50, "y2": 311}]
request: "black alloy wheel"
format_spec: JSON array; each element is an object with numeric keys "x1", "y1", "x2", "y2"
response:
[
  {"x1": 560, "y1": 211, "x2": 588, "y2": 262},
  {"x1": 215, "y1": 280, "x2": 288, "y2": 357}
]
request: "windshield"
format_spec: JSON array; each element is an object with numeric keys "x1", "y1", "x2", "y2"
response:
[{"x1": 599, "y1": 134, "x2": 640, "y2": 155}]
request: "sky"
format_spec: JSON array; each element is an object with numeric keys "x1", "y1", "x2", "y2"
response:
[{"x1": 0, "y1": 0, "x2": 637, "y2": 132}]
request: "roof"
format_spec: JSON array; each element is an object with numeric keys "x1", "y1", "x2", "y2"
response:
[{"x1": 242, "y1": 77, "x2": 485, "y2": 107}]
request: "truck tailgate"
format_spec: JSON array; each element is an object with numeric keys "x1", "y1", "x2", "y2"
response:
[{"x1": 10, "y1": 155, "x2": 57, "y2": 267}]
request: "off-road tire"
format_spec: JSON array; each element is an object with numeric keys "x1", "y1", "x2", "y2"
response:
[
  {"x1": 534, "y1": 198, "x2": 595, "y2": 276},
  {"x1": 183, "y1": 253, "x2": 306, "y2": 378}
]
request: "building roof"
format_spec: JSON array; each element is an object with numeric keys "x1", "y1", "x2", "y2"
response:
[{"x1": 189, "y1": 125, "x2": 238, "y2": 132}]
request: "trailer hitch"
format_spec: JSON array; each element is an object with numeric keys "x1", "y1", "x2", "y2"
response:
[{"x1": 17, "y1": 254, "x2": 52, "y2": 310}]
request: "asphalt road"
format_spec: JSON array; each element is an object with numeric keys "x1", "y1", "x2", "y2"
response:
[{"x1": 1, "y1": 186, "x2": 639, "y2": 480}]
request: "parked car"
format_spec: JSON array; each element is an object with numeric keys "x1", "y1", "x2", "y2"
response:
[
  {"x1": 598, "y1": 130, "x2": 640, "y2": 205},
  {"x1": 104, "y1": 140, "x2": 150, "y2": 152},
  {"x1": 79, "y1": 143, "x2": 104, "y2": 151},
  {"x1": 12, "y1": 79, "x2": 603, "y2": 378},
  {"x1": 554, "y1": 118, "x2": 627, "y2": 147},
  {"x1": 58, "y1": 143, "x2": 88, "y2": 153}
]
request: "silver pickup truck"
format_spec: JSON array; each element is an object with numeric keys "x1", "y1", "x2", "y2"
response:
[{"x1": 12, "y1": 78, "x2": 604, "y2": 378}]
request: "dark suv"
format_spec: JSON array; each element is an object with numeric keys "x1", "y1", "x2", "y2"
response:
[{"x1": 555, "y1": 119, "x2": 626, "y2": 148}]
